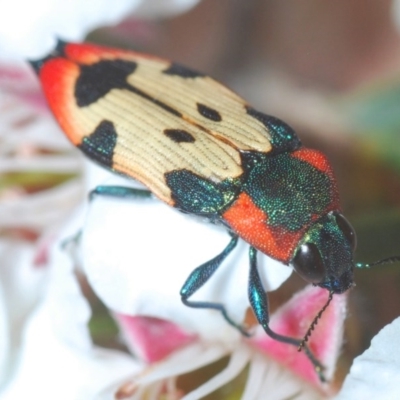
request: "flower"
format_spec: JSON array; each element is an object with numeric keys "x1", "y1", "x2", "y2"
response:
[
  {"x1": 0, "y1": 213, "x2": 142, "y2": 399},
  {"x1": 15, "y1": 165, "x2": 343, "y2": 399},
  {"x1": 337, "y1": 316, "x2": 400, "y2": 399},
  {"x1": 0, "y1": 61, "x2": 83, "y2": 390},
  {"x1": 108, "y1": 286, "x2": 346, "y2": 399},
  {"x1": 0, "y1": 202, "x2": 347, "y2": 398}
]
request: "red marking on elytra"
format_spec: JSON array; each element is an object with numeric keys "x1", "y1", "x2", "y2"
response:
[
  {"x1": 39, "y1": 58, "x2": 82, "y2": 145},
  {"x1": 291, "y1": 148, "x2": 332, "y2": 174},
  {"x1": 222, "y1": 192, "x2": 305, "y2": 263},
  {"x1": 64, "y1": 42, "x2": 162, "y2": 65},
  {"x1": 292, "y1": 148, "x2": 341, "y2": 212}
]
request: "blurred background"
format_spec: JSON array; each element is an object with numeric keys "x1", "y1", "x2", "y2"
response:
[{"x1": 1, "y1": 0, "x2": 400, "y2": 396}]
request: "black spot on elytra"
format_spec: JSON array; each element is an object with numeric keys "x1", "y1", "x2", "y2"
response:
[
  {"x1": 31, "y1": 42, "x2": 186, "y2": 121},
  {"x1": 246, "y1": 106, "x2": 301, "y2": 154},
  {"x1": 75, "y1": 60, "x2": 137, "y2": 107},
  {"x1": 77, "y1": 120, "x2": 117, "y2": 168},
  {"x1": 197, "y1": 103, "x2": 222, "y2": 122},
  {"x1": 163, "y1": 63, "x2": 204, "y2": 79},
  {"x1": 164, "y1": 129, "x2": 195, "y2": 143},
  {"x1": 75, "y1": 59, "x2": 183, "y2": 118}
]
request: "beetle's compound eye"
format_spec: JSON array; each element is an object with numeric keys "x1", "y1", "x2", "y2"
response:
[
  {"x1": 335, "y1": 213, "x2": 357, "y2": 251},
  {"x1": 292, "y1": 243, "x2": 325, "y2": 284}
]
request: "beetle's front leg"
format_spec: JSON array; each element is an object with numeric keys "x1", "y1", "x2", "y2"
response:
[{"x1": 248, "y1": 247, "x2": 326, "y2": 381}]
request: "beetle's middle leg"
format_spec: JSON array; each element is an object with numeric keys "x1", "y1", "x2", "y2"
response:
[
  {"x1": 90, "y1": 186, "x2": 250, "y2": 336},
  {"x1": 180, "y1": 234, "x2": 251, "y2": 337}
]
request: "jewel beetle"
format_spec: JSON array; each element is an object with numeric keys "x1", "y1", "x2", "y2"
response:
[{"x1": 30, "y1": 41, "x2": 368, "y2": 375}]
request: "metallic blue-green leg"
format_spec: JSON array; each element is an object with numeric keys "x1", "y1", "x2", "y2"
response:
[
  {"x1": 248, "y1": 247, "x2": 326, "y2": 381},
  {"x1": 180, "y1": 235, "x2": 250, "y2": 336},
  {"x1": 60, "y1": 229, "x2": 82, "y2": 254},
  {"x1": 89, "y1": 185, "x2": 152, "y2": 201}
]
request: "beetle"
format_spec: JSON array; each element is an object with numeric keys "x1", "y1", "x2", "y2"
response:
[{"x1": 30, "y1": 40, "x2": 360, "y2": 375}]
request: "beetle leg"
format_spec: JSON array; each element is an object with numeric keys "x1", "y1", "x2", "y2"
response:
[
  {"x1": 180, "y1": 234, "x2": 250, "y2": 336},
  {"x1": 248, "y1": 247, "x2": 326, "y2": 380},
  {"x1": 61, "y1": 230, "x2": 82, "y2": 251},
  {"x1": 89, "y1": 185, "x2": 152, "y2": 201}
]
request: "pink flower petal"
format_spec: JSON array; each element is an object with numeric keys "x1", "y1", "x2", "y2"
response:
[
  {"x1": 33, "y1": 235, "x2": 56, "y2": 268},
  {"x1": 251, "y1": 286, "x2": 346, "y2": 386},
  {"x1": 116, "y1": 314, "x2": 197, "y2": 363}
]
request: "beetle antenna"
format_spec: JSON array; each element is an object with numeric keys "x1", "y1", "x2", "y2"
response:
[
  {"x1": 298, "y1": 290, "x2": 334, "y2": 352},
  {"x1": 356, "y1": 255, "x2": 400, "y2": 269}
]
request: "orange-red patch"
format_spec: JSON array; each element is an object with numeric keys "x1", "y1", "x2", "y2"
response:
[
  {"x1": 64, "y1": 42, "x2": 162, "y2": 65},
  {"x1": 291, "y1": 148, "x2": 332, "y2": 174},
  {"x1": 39, "y1": 58, "x2": 83, "y2": 145},
  {"x1": 222, "y1": 192, "x2": 305, "y2": 263}
]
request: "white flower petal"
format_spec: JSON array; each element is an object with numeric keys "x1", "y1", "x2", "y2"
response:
[
  {"x1": 0, "y1": 303, "x2": 140, "y2": 400},
  {"x1": 0, "y1": 180, "x2": 84, "y2": 231},
  {"x1": 241, "y1": 352, "x2": 268, "y2": 400},
  {"x1": 0, "y1": 0, "x2": 201, "y2": 59},
  {"x1": 0, "y1": 241, "x2": 44, "y2": 323},
  {"x1": 258, "y1": 252, "x2": 293, "y2": 292},
  {"x1": 99, "y1": 341, "x2": 231, "y2": 399},
  {"x1": 137, "y1": 342, "x2": 229, "y2": 386},
  {"x1": 0, "y1": 208, "x2": 141, "y2": 399},
  {"x1": 393, "y1": 0, "x2": 400, "y2": 32},
  {"x1": 82, "y1": 192, "x2": 245, "y2": 342},
  {"x1": 81, "y1": 174, "x2": 292, "y2": 342},
  {"x1": 337, "y1": 316, "x2": 400, "y2": 399},
  {"x1": 43, "y1": 204, "x2": 100, "y2": 352},
  {"x1": 256, "y1": 358, "x2": 323, "y2": 400},
  {"x1": 181, "y1": 345, "x2": 250, "y2": 400},
  {"x1": 0, "y1": 0, "x2": 141, "y2": 59},
  {"x1": 0, "y1": 155, "x2": 80, "y2": 174},
  {"x1": 133, "y1": 0, "x2": 200, "y2": 19},
  {"x1": 0, "y1": 240, "x2": 47, "y2": 388},
  {"x1": 0, "y1": 283, "x2": 9, "y2": 388}
]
